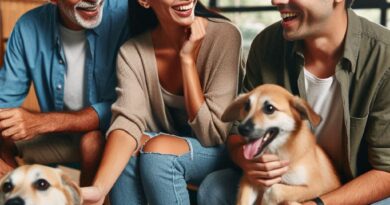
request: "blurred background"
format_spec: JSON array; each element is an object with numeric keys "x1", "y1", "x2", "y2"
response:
[{"x1": 1, "y1": 0, "x2": 390, "y2": 66}]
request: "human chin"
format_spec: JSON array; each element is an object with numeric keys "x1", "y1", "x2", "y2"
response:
[
  {"x1": 74, "y1": 8, "x2": 103, "y2": 29},
  {"x1": 74, "y1": 0, "x2": 105, "y2": 29}
]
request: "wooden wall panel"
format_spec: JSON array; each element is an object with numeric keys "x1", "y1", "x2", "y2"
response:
[{"x1": 0, "y1": 0, "x2": 46, "y2": 111}]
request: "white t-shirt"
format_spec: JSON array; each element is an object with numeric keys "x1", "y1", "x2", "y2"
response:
[
  {"x1": 60, "y1": 25, "x2": 87, "y2": 111},
  {"x1": 304, "y1": 68, "x2": 344, "y2": 172}
]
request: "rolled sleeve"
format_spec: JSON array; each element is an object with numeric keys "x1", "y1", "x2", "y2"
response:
[
  {"x1": 91, "y1": 101, "x2": 112, "y2": 132},
  {"x1": 366, "y1": 69, "x2": 390, "y2": 172}
]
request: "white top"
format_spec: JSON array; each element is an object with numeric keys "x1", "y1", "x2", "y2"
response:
[
  {"x1": 60, "y1": 25, "x2": 87, "y2": 111},
  {"x1": 304, "y1": 68, "x2": 344, "y2": 171}
]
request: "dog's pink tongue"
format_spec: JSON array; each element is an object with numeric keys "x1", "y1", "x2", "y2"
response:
[{"x1": 243, "y1": 138, "x2": 263, "y2": 160}]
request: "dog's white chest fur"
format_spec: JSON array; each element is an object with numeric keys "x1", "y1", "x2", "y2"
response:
[{"x1": 281, "y1": 166, "x2": 307, "y2": 185}]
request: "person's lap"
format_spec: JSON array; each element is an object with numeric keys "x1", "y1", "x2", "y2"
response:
[
  {"x1": 198, "y1": 167, "x2": 390, "y2": 205},
  {"x1": 110, "y1": 132, "x2": 231, "y2": 205}
]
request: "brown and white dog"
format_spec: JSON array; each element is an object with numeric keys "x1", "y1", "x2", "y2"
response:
[
  {"x1": 222, "y1": 84, "x2": 341, "y2": 205},
  {"x1": 0, "y1": 165, "x2": 82, "y2": 205}
]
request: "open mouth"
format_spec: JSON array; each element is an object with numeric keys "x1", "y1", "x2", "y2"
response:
[
  {"x1": 281, "y1": 12, "x2": 299, "y2": 23},
  {"x1": 172, "y1": 1, "x2": 195, "y2": 17},
  {"x1": 243, "y1": 127, "x2": 279, "y2": 160},
  {"x1": 76, "y1": 0, "x2": 104, "y2": 16}
]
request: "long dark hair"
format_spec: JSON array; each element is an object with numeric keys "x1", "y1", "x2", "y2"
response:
[{"x1": 129, "y1": 0, "x2": 229, "y2": 37}]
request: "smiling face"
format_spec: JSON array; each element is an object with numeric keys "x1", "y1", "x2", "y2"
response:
[
  {"x1": 271, "y1": 0, "x2": 337, "y2": 41},
  {"x1": 145, "y1": 0, "x2": 197, "y2": 27},
  {"x1": 0, "y1": 165, "x2": 81, "y2": 205},
  {"x1": 53, "y1": 0, "x2": 105, "y2": 30}
]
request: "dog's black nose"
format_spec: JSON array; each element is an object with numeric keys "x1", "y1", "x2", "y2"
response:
[
  {"x1": 238, "y1": 120, "x2": 254, "y2": 136},
  {"x1": 5, "y1": 197, "x2": 25, "y2": 205}
]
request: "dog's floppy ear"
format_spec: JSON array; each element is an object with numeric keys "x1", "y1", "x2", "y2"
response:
[
  {"x1": 222, "y1": 93, "x2": 250, "y2": 122},
  {"x1": 292, "y1": 96, "x2": 321, "y2": 127},
  {"x1": 61, "y1": 173, "x2": 82, "y2": 205}
]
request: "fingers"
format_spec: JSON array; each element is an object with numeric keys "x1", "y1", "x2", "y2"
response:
[
  {"x1": 251, "y1": 158, "x2": 289, "y2": 171},
  {"x1": 189, "y1": 17, "x2": 206, "y2": 41},
  {"x1": 247, "y1": 165, "x2": 289, "y2": 179},
  {"x1": 81, "y1": 186, "x2": 103, "y2": 203},
  {"x1": 250, "y1": 176, "x2": 283, "y2": 187},
  {"x1": 0, "y1": 118, "x2": 18, "y2": 131},
  {"x1": 0, "y1": 109, "x2": 15, "y2": 120}
]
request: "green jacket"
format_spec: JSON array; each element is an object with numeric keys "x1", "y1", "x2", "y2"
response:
[{"x1": 243, "y1": 10, "x2": 390, "y2": 181}]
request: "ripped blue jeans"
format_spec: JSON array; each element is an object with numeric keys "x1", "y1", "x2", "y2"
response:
[{"x1": 109, "y1": 132, "x2": 230, "y2": 205}]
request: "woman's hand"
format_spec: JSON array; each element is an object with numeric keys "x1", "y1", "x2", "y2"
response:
[
  {"x1": 81, "y1": 186, "x2": 105, "y2": 205},
  {"x1": 179, "y1": 17, "x2": 208, "y2": 61}
]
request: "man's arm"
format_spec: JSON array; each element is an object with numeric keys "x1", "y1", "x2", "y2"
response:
[
  {"x1": 0, "y1": 107, "x2": 99, "y2": 141},
  {"x1": 303, "y1": 170, "x2": 390, "y2": 205}
]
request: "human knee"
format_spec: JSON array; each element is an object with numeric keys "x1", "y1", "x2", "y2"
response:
[
  {"x1": 142, "y1": 135, "x2": 189, "y2": 156},
  {"x1": 197, "y1": 169, "x2": 239, "y2": 205},
  {"x1": 80, "y1": 130, "x2": 104, "y2": 154}
]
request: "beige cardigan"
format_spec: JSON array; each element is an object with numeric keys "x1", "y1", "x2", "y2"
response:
[{"x1": 107, "y1": 18, "x2": 243, "y2": 148}]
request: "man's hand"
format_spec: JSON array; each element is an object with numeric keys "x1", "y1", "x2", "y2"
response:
[
  {"x1": 0, "y1": 108, "x2": 47, "y2": 141},
  {"x1": 81, "y1": 186, "x2": 105, "y2": 205},
  {"x1": 228, "y1": 135, "x2": 289, "y2": 187},
  {"x1": 239, "y1": 153, "x2": 289, "y2": 187}
]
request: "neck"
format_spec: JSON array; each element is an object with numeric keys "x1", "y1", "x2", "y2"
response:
[
  {"x1": 152, "y1": 24, "x2": 187, "y2": 51},
  {"x1": 303, "y1": 9, "x2": 348, "y2": 78}
]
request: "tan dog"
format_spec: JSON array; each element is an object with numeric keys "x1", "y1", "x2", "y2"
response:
[
  {"x1": 222, "y1": 84, "x2": 341, "y2": 205},
  {"x1": 0, "y1": 164, "x2": 82, "y2": 205}
]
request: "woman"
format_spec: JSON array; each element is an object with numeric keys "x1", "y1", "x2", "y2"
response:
[{"x1": 82, "y1": 0, "x2": 243, "y2": 204}]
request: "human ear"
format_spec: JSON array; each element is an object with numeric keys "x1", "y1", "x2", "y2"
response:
[{"x1": 138, "y1": 0, "x2": 150, "y2": 8}]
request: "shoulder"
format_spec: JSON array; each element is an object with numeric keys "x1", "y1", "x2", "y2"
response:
[
  {"x1": 207, "y1": 18, "x2": 242, "y2": 39},
  {"x1": 358, "y1": 17, "x2": 390, "y2": 46},
  {"x1": 251, "y1": 21, "x2": 283, "y2": 48},
  {"x1": 117, "y1": 32, "x2": 151, "y2": 72},
  {"x1": 14, "y1": 4, "x2": 55, "y2": 30}
]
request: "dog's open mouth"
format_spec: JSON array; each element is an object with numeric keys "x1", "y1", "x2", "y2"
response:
[{"x1": 243, "y1": 127, "x2": 279, "y2": 160}]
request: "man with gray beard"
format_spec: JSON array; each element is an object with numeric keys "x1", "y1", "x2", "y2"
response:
[{"x1": 0, "y1": 0, "x2": 130, "y2": 186}]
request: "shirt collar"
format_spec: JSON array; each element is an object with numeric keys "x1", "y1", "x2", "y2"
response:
[{"x1": 341, "y1": 9, "x2": 362, "y2": 73}]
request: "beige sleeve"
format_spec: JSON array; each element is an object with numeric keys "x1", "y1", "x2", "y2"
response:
[
  {"x1": 106, "y1": 47, "x2": 148, "y2": 149},
  {"x1": 188, "y1": 23, "x2": 243, "y2": 147}
]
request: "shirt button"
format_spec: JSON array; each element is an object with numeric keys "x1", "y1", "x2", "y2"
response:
[
  {"x1": 59, "y1": 59, "x2": 64, "y2": 64},
  {"x1": 57, "y1": 84, "x2": 62, "y2": 90}
]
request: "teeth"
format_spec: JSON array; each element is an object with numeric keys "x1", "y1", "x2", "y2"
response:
[
  {"x1": 281, "y1": 12, "x2": 298, "y2": 19},
  {"x1": 175, "y1": 2, "x2": 193, "y2": 11},
  {"x1": 77, "y1": 0, "x2": 102, "y2": 10}
]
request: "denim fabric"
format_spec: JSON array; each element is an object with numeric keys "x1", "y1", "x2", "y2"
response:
[
  {"x1": 109, "y1": 133, "x2": 230, "y2": 205},
  {"x1": 198, "y1": 168, "x2": 390, "y2": 205},
  {"x1": 198, "y1": 168, "x2": 240, "y2": 205},
  {"x1": 372, "y1": 197, "x2": 390, "y2": 205},
  {"x1": 0, "y1": 1, "x2": 130, "y2": 131},
  {"x1": 109, "y1": 156, "x2": 147, "y2": 205}
]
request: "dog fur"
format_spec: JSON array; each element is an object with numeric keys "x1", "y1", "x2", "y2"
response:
[
  {"x1": 222, "y1": 84, "x2": 341, "y2": 205},
  {"x1": 0, "y1": 164, "x2": 82, "y2": 205}
]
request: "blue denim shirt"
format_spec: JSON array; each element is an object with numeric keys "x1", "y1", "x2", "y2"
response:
[{"x1": 0, "y1": 1, "x2": 130, "y2": 131}]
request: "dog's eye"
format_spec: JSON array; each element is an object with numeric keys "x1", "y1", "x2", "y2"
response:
[
  {"x1": 34, "y1": 179, "x2": 50, "y2": 191},
  {"x1": 263, "y1": 102, "x2": 276, "y2": 114},
  {"x1": 244, "y1": 100, "x2": 251, "y2": 112},
  {"x1": 2, "y1": 182, "x2": 14, "y2": 193}
]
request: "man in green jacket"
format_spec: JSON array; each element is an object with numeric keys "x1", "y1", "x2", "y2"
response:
[{"x1": 197, "y1": 0, "x2": 390, "y2": 204}]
